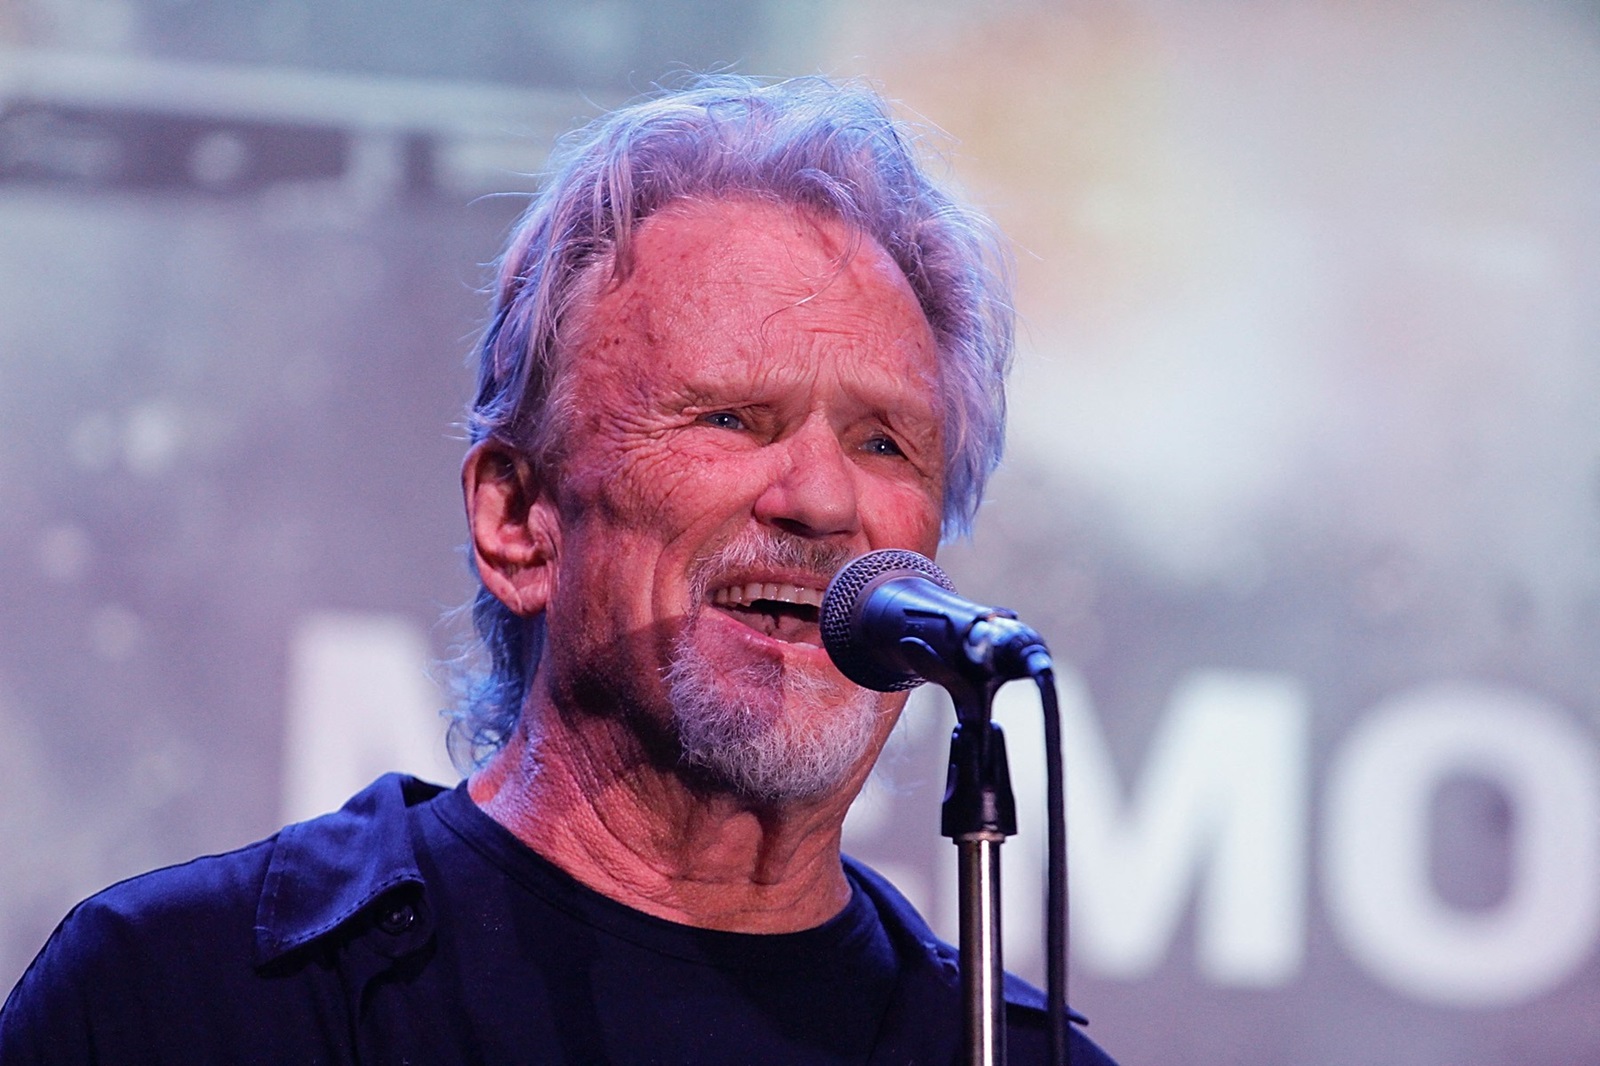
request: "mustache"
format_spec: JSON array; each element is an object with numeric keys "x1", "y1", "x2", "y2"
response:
[{"x1": 688, "y1": 531, "x2": 856, "y2": 603}]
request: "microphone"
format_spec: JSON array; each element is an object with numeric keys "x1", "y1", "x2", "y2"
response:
[{"x1": 820, "y1": 549, "x2": 1052, "y2": 693}]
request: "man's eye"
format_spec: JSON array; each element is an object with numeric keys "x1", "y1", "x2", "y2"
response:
[
  {"x1": 864, "y1": 434, "x2": 906, "y2": 458},
  {"x1": 699, "y1": 411, "x2": 746, "y2": 430}
]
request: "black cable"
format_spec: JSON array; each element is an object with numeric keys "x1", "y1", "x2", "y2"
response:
[{"x1": 1034, "y1": 662, "x2": 1070, "y2": 1066}]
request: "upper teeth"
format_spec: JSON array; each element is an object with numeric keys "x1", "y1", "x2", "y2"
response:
[{"x1": 712, "y1": 582, "x2": 823, "y2": 609}]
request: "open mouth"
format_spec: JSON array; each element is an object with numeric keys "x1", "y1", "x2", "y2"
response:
[{"x1": 710, "y1": 581, "x2": 824, "y2": 644}]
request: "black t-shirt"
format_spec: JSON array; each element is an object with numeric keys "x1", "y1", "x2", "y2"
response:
[
  {"x1": 2, "y1": 773, "x2": 1120, "y2": 1065},
  {"x1": 407, "y1": 785, "x2": 900, "y2": 1064}
]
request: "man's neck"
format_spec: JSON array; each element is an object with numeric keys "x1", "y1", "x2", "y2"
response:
[{"x1": 467, "y1": 700, "x2": 861, "y2": 934}]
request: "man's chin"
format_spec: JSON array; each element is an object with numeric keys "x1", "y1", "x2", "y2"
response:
[{"x1": 663, "y1": 640, "x2": 884, "y2": 806}]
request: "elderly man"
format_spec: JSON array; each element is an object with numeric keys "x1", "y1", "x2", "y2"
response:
[{"x1": 2, "y1": 77, "x2": 1116, "y2": 1065}]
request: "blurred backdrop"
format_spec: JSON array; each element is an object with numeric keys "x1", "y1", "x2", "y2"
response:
[{"x1": 4, "y1": 2, "x2": 1599, "y2": 1063}]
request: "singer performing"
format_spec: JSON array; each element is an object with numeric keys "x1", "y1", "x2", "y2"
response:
[{"x1": 2, "y1": 76, "x2": 1118, "y2": 1066}]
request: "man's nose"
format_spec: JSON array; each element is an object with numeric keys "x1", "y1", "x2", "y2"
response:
[{"x1": 752, "y1": 420, "x2": 862, "y2": 540}]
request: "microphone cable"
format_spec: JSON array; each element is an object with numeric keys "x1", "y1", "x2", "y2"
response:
[{"x1": 1034, "y1": 662, "x2": 1071, "y2": 1066}]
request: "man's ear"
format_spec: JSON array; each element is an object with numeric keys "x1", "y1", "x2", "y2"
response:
[{"x1": 462, "y1": 441, "x2": 559, "y2": 617}]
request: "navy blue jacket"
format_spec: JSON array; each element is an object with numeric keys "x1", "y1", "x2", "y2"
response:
[{"x1": 1, "y1": 775, "x2": 1116, "y2": 1065}]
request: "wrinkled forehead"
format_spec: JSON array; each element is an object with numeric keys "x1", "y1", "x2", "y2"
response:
[
  {"x1": 568, "y1": 197, "x2": 940, "y2": 380},
  {"x1": 621, "y1": 196, "x2": 863, "y2": 285}
]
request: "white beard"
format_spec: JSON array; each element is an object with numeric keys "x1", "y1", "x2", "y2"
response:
[{"x1": 665, "y1": 638, "x2": 885, "y2": 804}]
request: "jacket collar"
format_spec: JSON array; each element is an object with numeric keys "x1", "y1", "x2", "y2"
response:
[{"x1": 253, "y1": 773, "x2": 445, "y2": 964}]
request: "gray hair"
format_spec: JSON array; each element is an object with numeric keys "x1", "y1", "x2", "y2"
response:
[{"x1": 449, "y1": 73, "x2": 1015, "y2": 769}]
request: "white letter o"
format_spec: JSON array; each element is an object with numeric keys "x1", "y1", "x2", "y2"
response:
[{"x1": 1324, "y1": 683, "x2": 1600, "y2": 1006}]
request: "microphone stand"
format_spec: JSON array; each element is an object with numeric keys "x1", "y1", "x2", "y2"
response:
[
  {"x1": 904, "y1": 645, "x2": 1017, "y2": 1066},
  {"x1": 944, "y1": 702, "x2": 1017, "y2": 1066}
]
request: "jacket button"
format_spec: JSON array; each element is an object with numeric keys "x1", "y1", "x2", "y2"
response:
[{"x1": 378, "y1": 901, "x2": 416, "y2": 935}]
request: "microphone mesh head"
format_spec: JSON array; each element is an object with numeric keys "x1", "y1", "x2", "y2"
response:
[{"x1": 821, "y1": 549, "x2": 955, "y2": 691}]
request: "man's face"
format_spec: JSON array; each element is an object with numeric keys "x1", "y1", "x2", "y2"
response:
[{"x1": 537, "y1": 198, "x2": 945, "y2": 803}]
